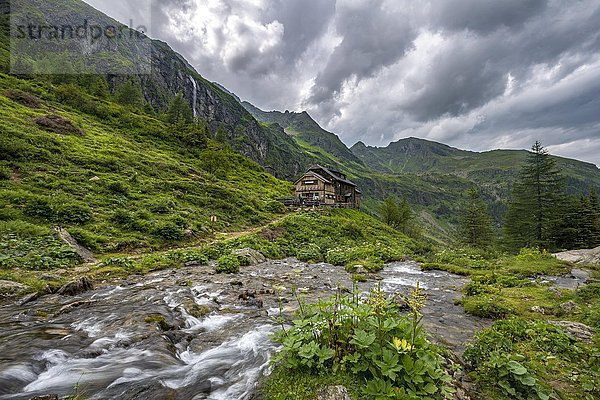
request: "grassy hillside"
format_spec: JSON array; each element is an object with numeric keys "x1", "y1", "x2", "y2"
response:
[
  {"x1": 0, "y1": 73, "x2": 293, "y2": 256},
  {"x1": 352, "y1": 138, "x2": 600, "y2": 194}
]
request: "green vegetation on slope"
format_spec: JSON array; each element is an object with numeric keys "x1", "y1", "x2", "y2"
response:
[
  {"x1": 464, "y1": 318, "x2": 598, "y2": 400},
  {"x1": 0, "y1": 73, "x2": 292, "y2": 257},
  {"x1": 98, "y1": 209, "x2": 428, "y2": 277},
  {"x1": 424, "y1": 246, "x2": 600, "y2": 400},
  {"x1": 242, "y1": 101, "x2": 364, "y2": 166}
]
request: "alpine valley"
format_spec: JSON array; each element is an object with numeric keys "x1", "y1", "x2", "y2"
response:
[{"x1": 1, "y1": 1, "x2": 599, "y2": 400}]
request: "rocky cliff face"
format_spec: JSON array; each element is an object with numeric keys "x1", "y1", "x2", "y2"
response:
[{"x1": 6, "y1": 0, "x2": 311, "y2": 179}]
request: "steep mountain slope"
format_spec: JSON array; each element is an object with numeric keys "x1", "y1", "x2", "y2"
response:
[
  {"x1": 0, "y1": 72, "x2": 293, "y2": 252},
  {"x1": 242, "y1": 101, "x2": 364, "y2": 166},
  {"x1": 245, "y1": 102, "x2": 600, "y2": 231},
  {"x1": 4, "y1": 0, "x2": 317, "y2": 179},
  {"x1": 4, "y1": 0, "x2": 599, "y2": 242},
  {"x1": 351, "y1": 138, "x2": 472, "y2": 174}
]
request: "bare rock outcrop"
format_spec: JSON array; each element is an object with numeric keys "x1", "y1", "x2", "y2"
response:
[{"x1": 554, "y1": 246, "x2": 600, "y2": 265}]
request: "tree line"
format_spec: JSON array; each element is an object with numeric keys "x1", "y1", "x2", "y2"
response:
[
  {"x1": 460, "y1": 141, "x2": 599, "y2": 251},
  {"x1": 379, "y1": 141, "x2": 599, "y2": 252}
]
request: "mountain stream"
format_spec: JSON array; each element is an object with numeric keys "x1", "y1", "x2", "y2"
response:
[{"x1": 0, "y1": 259, "x2": 488, "y2": 399}]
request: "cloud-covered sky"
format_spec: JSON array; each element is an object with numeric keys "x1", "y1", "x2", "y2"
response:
[{"x1": 86, "y1": 0, "x2": 600, "y2": 166}]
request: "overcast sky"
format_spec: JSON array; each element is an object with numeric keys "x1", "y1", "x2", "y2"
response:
[{"x1": 85, "y1": 0, "x2": 600, "y2": 166}]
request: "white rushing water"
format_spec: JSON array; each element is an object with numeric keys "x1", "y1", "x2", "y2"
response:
[{"x1": 189, "y1": 75, "x2": 198, "y2": 118}]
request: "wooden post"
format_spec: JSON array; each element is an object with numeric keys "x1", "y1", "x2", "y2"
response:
[{"x1": 210, "y1": 215, "x2": 217, "y2": 234}]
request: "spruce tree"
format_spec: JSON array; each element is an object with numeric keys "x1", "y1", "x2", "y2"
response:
[
  {"x1": 459, "y1": 188, "x2": 494, "y2": 248},
  {"x1": 504, "y1": 141, "x2": 565, "y2": 250},
  {"x1": 166, "y1": 92, "x2": 193, "y2": 125},
  {"x1": 89, "y1": 75, "x2": 110, "y2": 99},
  {"x1": 114, "y1": 79, "x2": 144, "y2": 109},
  {"x1": 586, "y1": 189, "x2": 600, "y2": 247},
  {"x1": 553, "y1": 195, "x2": 581, "y2": 249}
]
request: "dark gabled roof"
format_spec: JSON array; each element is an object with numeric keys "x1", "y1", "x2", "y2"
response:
[
  {"x1": 294, "y1": 171, "x2": 332, "y2": 185},
  {"x1": 308, "y1": 165, "x2": 357, "y2": 187}
]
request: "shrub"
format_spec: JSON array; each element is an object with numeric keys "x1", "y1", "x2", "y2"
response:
[
  {"x1": 147, "y1": 198, "x2": 177, "y2": 214},
  {"x1": 576, "y1": 283, "x2": 600, "y2": 303},
  {"x1": 463, "y1": 319, "x2": 584, "y2": 400},
  {"x1": 264, "y1": 200, "x2": 286, "y2": 214},
  {"x1": 107, "y1": 181, "x2": 129, "y2": 195},
  {"x1": 54, "y1": 203, "x2": 93, "y2": 224},
  {"x1": 325, "y1": 248, "x2": 351, "y2": 266},
  {"x1": 0, "y1": 233, "x2": 82, "y2": 270},
  {"x1": 153, "y1": 222, "x2": 185, "y2": 241},
  {"x1": 68, "y1": 228, "x2": 106, "y2": 251},
  {"x1": 177, "y1": 250, "x2": 209, "y2": 265},
  {"x1": 341, "y1": 220, "x2": 364, "y2": 239},
  {"x1": 476, "y1": 352, "x2": 549, "y2": 400},
  {"x1": 215, "y1": 254, "x2": 240, "y2": 274},
  {"x1": 581, "y1": 307, "x2": 600, "y2": 328},
  {"x1": 346, "y1": 257, "x2": 385, "y2": 272},
  {"x1": 434, "y1": 248, "x2": 492, "y2": 269},
  {"x1": 272, "y1": 284, "x2": 453, "y2": 399},
  {"x1": 0, "y1": 207, "x2": 19, "y2": 221},
  {"x1": 463, "y1": 281, "x2": 495, "y2": 296},
  {"x1": 461, "y1": 296, "x2": 514, "y2": 319},
  {"x1": 297, "y1": 244, "x2": 322, "y2": 263},
  {"x1": 101, "y1": 257, "x2": 136, "y2": 270},
  {"x1": 24, "y1": 196, "x2": 54, "y2": 220},
  {"x1": 515, "y1": 247, "x2": 552, "y2": 261},
  {"x1": 0, "y1": 221, "x2": 50, "y2": 236},
  {"x1": 111, "y1": 209, "x2": 135, "y2": 226},
  {"x1": 352, "y1": 273, "x2": 367, "y2": 283},
  {"x1": 0, "y1": 165, "x2": 10, "y2": 180}
]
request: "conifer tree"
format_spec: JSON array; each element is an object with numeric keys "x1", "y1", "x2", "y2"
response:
[
  {"x1": 166, "y1": 92, "x2": 193, "y2": 125},
  {"x1": 584, "y1": 189, "x2": 600, "y2": 247},
  {"x1": 89, "y1": 75, "x2": 110, "y2": 99},
  {"x1": 459, "y1": 188, "x2": 494, "y2": 248},
  {"x1": 504, "y1": 141, "x2": 565, "y2": 250},
  {"x1": 589, "y1": 189, "x2": 600, "y2": 247},
  {"x1": 114, "y1": 78, "x2": 144, "y2": 108}
]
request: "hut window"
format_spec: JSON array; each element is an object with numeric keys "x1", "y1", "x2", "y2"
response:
[{"x1": 302, "y1": 180, "x2": 317, "y2": 185}]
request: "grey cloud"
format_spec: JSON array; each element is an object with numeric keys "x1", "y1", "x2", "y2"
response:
[
  {"x1": 83, "y1": 0, "x2": 600, "y2": 166},
  {"x1": 431, "y1": 0, "x2": 548, "y2": 34},
  {"x1": 309, "y1": 0, "x2": 416, "y2": 106},
  {"x1": 264, "y1": 0, "x2": 335, "y2": 62}
]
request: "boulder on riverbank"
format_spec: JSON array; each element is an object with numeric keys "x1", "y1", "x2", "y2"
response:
[
  {"x1": 554, "y1": 246, "x2": 600, "y2": 265},
  {"x1": 233, "y1": 248, "x2": 267, "y2": 265},
  {"x1": 56, "y1": 276, "x2": 93, "y2": 296},
  {"x1": 0, "y1": 280, "x2": 28, "y2": 299},
  {"x1": 549, "y1": 320, "x2": 595, "y2": 344}
]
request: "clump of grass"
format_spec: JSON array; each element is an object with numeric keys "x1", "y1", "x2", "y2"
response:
[{"x1": 215, "y1": 254, "x2": 240, "y2": 274}]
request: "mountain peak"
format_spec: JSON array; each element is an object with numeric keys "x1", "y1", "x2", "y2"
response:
[
  {"x1": 351, "y1": 141, "x2": 368, "y2": 149},
  {"x1": 241, "y1": 101, "x2": 363, "y2": 165}
]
